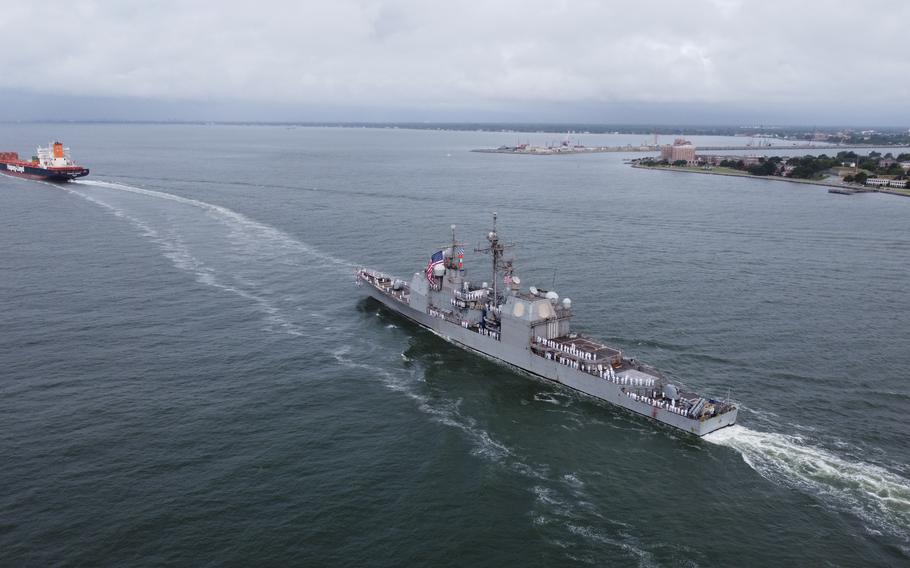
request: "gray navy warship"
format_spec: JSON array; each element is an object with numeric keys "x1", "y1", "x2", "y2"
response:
[{"x1": 357, "y1": 214, "x2": 737, "y2": 436}]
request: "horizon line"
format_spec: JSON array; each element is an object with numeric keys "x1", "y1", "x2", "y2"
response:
[{"x1": 3, "y1": 119, "x2": 909, "y2": 132}]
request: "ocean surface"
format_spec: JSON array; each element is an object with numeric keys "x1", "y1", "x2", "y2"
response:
[{"x1": 1, "y1": 125, "x2": 908, "y2": 567}]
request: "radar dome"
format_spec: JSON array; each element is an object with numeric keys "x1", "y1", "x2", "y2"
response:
[
  {"x1": 511, "y1": 276, "x2": 521, "y2": 285},
  {"x1": 545, "y1": 291, "x2": 559, "y2": 305},
  {"x1": 663, "y1": 384, "x2": 679, "y2": 401},
  {"x1": 529, "y1": 286, "x2": 539, "y2": 296},
  {"x1": 433, "y1": 264, "x2": 446, "y2": 277},
  {"x1": 562, "y1": 298, "x2": 572, "y2": 309}
]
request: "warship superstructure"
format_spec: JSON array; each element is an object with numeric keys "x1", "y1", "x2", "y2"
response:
[{"x1": 357, "y1": 215, "x2": 737, "y2": 436}]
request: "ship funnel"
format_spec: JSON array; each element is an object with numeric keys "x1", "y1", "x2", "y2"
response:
[{"x1": 53, "y1": 142, "x2": 64, "y2": 158}]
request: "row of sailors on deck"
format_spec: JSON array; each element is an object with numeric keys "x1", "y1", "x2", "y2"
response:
[
  {"x1": 535, "y1": 337, "x2": 598, "y2": 361},
  {"x1": 627, "y1": 392, "x2": 690, "y2": 416},
  {"x1": 545, "y1": 351, "x2": 587, "y2": 369},
  {"x1": 608, "y1": 373, "x2": 654, "y2": 388},
  {"x1": 455, "y1": 289, "x2": 487, "y2": 301},
  {"x1": 597, "y1": 367, "x2": 655, "y2": 388},
  {"x1": 478, "y1": 327, "x2": 500, "y2": 340},
  {"x1": 541, "y1": 349, "x2": 657, "y2": 388}
]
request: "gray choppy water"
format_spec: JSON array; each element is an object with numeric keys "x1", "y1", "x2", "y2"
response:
[{"x1": 1, "y1": 125, "x2": 908, "y2": 566}]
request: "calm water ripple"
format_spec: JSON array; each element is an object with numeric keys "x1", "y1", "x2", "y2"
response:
[{"x1": 1, "y1": 125, "x2": 908, "y2": 566}]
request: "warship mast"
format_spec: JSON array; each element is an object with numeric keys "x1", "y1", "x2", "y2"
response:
[
  {"x1": 474, "y1": 212, "x2": 514, "y2": 304},
  {"x1": 444, "y1": 224, "x2": 466, "y2": 274}
]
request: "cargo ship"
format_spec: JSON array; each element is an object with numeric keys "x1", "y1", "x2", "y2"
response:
[
  {"x1": 357, "y1": 214, "x2": 738, "y2": 437},
  {"x1": 0, "y1": 142, "x2": 89, "y2": 182}
]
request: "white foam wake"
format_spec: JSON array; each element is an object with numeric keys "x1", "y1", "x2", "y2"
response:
[
  {"x1": 332, "y1": 334, "x2": 657, "y2": 564},
  {"x1": 61, "y1": 179, "x2": 359, "y2": 337},
  {"x1": 706, "y1": 425, "x2": 910, "y2": 538},
  {"x1": 65, "y1": 186, "x2": 309, "y2": 337},
  {"x1": 331, "y1": 347, "x2": 514, "y2": 461},
  {"x1": 73, "y1": 179, "x2": 355, "y2": 270}
]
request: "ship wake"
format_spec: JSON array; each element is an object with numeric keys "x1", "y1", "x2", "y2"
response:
[
  {"x1": 65, "y1": 179, "x2": 355, "y2": 337},
  {"x1": 706, "y1": 425, "x2": 910, "y2": 540},
  {"x1": 332, "y1": 337, "x2": 662, "y2": 566},
  {"x1": 65, "y1": 178, "x2": 653, "y2": 560},
  {"x1": 73, "y1": 179, "x2": 353, "y2": 269}
]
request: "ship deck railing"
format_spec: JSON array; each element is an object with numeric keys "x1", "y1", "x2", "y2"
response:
[
  {"x1": 625, "y1": 390, "x2": 694, "y2": 418},
  {"x1": 531, "y1": 339, "x2": 661, "y2": 387},
  {"x1": 533, "y1": 336, "x2": 623, "y2": 365},
  {"x1": 529, "y1": 337, "x2": 736, "y2": 420},
  {"x1": 358, "y1": 269, "x2": 410, "y2": 303},
  {"x1": 625, "y1": 387, "x2": 735, "y2": 421},
  {"x1": 427, "y1": 306, "x2": 500, "y2": 340},
  {"x1": 453, "y1": 289, "x2": 489, "y2": 302}
]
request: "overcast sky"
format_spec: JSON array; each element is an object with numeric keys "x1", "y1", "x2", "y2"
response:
[{"x1": 1, "y1": 0, "x2": 908, "y2": 124}]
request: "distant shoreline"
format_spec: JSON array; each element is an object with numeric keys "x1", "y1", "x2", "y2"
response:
[
  {"x1": 2, "y1": 120, "x2": 910, "y2": 140},
  {"x1": 631, "y1": 164, "x2": 910, "y2": 197},
  {"x1": 472, "y1": 143, "x2": 910, "y2": 155}
]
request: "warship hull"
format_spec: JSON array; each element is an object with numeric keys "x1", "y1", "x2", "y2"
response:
[{"x1": 362, "y1": 281, "x2": 737, "y2": 437}]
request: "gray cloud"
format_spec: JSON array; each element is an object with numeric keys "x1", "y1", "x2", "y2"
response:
[{"x1": 1, "y1": 0, "x2": 908, "y2": 122}]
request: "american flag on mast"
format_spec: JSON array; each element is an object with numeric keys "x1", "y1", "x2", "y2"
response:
[{"x1": 425, "y1": 250, "x2": 444, "y2": 283}]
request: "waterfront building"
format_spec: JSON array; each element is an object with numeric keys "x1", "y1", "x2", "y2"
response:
[
  {"x1": 660, "y1": 138, "x2": 696, "y2": 164},
  {"x1": 697, "y1": 154, "x2": 765, "y2": 167},
  {"x1": 865, "y1": 178, "x2": 907, "y2": 188}
]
